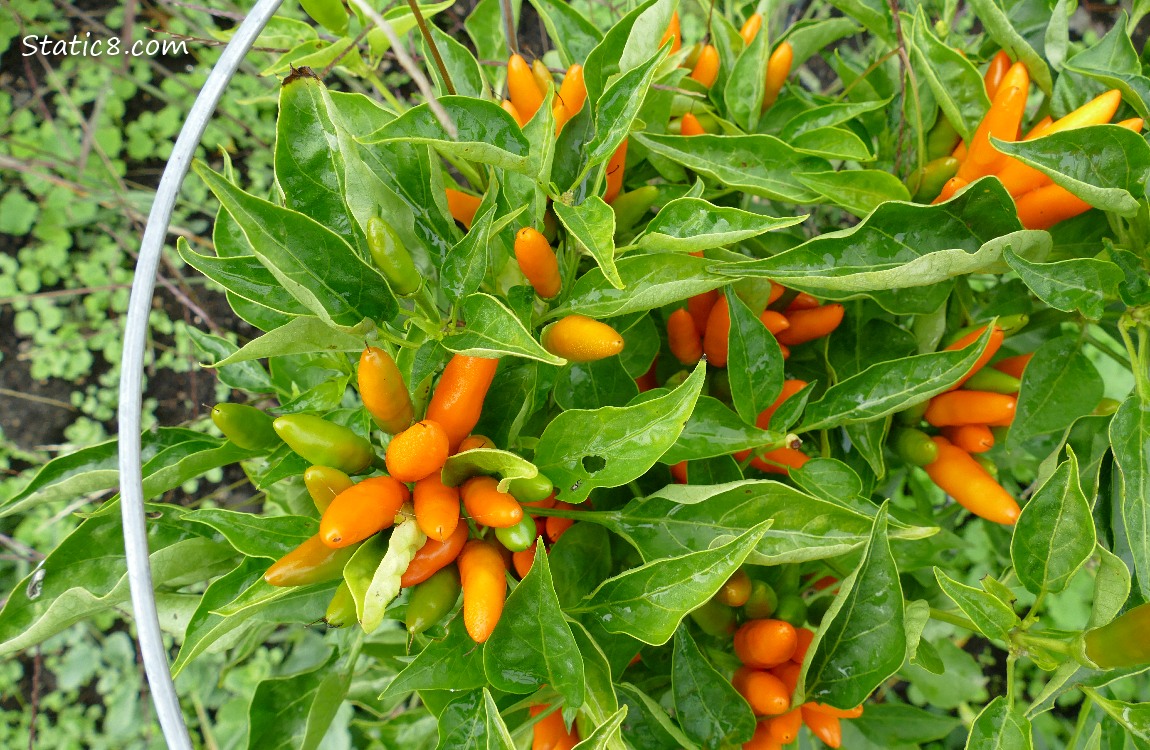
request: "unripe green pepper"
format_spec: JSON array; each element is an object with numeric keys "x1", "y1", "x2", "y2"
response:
[
  {"x1": 299, "y1": 0, "x2": 348, "y2": 35},
  {"x1": 744, "y1": 580, "x2": 778, "y2": 619},
  {"x1": 897, "y1": 400, "x2": 930, "y2": 427},
  {"x1": 367, "y1": 217, "x2": 421, "y2": 296},
  {"x1": 689, "y1": 598, "x2": 737, "y2": 636},
  {"x1": 304, "y1": 465, "x2": 354, "y2": 513},
  {"x1": 325, "y1": 581, "x2": 356, "y2": 627},
  {"x1": 774, "y1": 593, "x2": 808, "y2": 626},
  {"x1": 406, "y1": 565, "x2": 462, "y2": 635},
  {"x1": 273, "y1": 414, "x2": 374, "y2": 474},
  {"x1": 774, "y1": 564, "x2": 802, "y2": 595},
  {"x1": 973, "y1": 452, "x2": 999, "y2": 479},
  {"x1": 963, "y1": 367, "x2": 1022, "y2": 394},
  {"x1": 495, "y1": 515, "x2": 538, "y2": 552},
  {"x1": 211, "y1": 403, "x2": 281, "y2": 451},
  {"x1": 926, "y1": 115, "x2": 961, "y2": 160},
  {"x1": 1083, "y1": 603, "x2": 1150, "y2": 669},
  {"x1": 907, "y1": 157, "x2": 960, "y2": 202},
  {"x1": 807, "y1": 595, "x2": 833, "y2": 627},
  {"x1": 611, "y1": 186, "x2": 659, "y2": 233},
  {"x1": 893, "y1": 428, "x2": 940, "y2": 466},
  {"x1": 507, "y1": 473, "x2": 554, "y2": 503}
]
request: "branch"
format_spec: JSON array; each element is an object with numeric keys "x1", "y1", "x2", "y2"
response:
[{"x1": 406, "y1": 0, "x2": 455, "y2": 95}]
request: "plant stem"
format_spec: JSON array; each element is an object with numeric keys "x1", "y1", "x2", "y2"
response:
[{"x1": 406, "y1": 0, "x2": 456, "y2": 95}]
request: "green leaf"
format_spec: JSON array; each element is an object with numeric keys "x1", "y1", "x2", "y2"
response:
[
  {"x1": 726, "y1": 289, "x2": 785, "y2": 425},
  {"x1": 465, "y1": 0, "x2": 520, "y2": 73},
  {"x1": 1111, "y1": 395, "x2": 1150, "y2": 600},
  {"x1": 425, "y1": 25, "x2": 486, "y2": 99},
  {"x1": 569, "y1": 621, "x2": 621, "y2": 728},
  {"x1": 178, "y1": 238, "x2": 309, "y2": 322},
  {"x1": 994, "y1": 125, "x2": 1150, "y2": 215},
  {"x1": 436, "y1": 689, "x2": 515, "y2": 750},
  {"x1": 790, "y1": 126, "x2": 875, "y2": 161},
  {"x1": 572, "y1": 706, "x2": 629, "y2": 750},
  {"x1": 186, "y1": 327, "x2": 275, "y2": 394},
  {"x1": 632, "y1": 132, "x2": 829, "y2": 203},
  {"x1": 1062, "y1": 16, "x2": 1150, "y2": 119},
  {"x1": 365, "y1": 96, "x2": 531, "y2": 173},
  {"x1": 276, "y1": 72, "x2": 368, "y2": 256},
  {"x1": 1007, "y1": 335, "x2": 1104, "y2": 449},
  {"x1": 552, "y1": 253, "x2": 730, "y2": 320},
  {"x1": 661, "y1": 396, "x2": 778, "y2": 463},
  {"x1": 381, "y1": 613, "x2": 489, "y2": 700},
  {"x1": 213, "y1": 316, "x2": 369, "y2": 367},
  {"x1": 723, "y1": 28, "x2": 770, "y2": 131},
  {"x1": 598, "y1": 482, "x2": 935, "y2": 566},
  {"x1": 799, "y1": 327, "x2": 993, "y2": 431},
  {"x1": 672, "y1": 626, "x2": 756, "y2": 748},
  {"x1": 966, "y1": 696, "x2": 1033, "y2": 750},
  {"x1": 934, "y1": 569, "x2": 1021, "y2": 643},
  {"x1": 534, "y1": 361, "x2": 705, "y2": 504},
  {"x1": 528, "y1": 0, "x2": 601, "y2": 67},
  {"x1": 553, "y1": 197, "x2": 621, "y2": 289},
  {"x1": 1010, "y1": 451, "x2": 1096, "y2": 596},
  {"x1": 781, "y1": 99, "x2": 893, "y2": 138},
  {"x1": 184, "y1": 509, "x2": 315, "y2": 560},
  {"x1": 1002, "y1": 249, "x2": 1123, "y2": 320},
  {"x1": 851, "y1": 703, "x2": 961, "y2": 746},
  {"x1": 573, "y1": 522, "x2": 770, "y2": 645},
  {"x1": 246, "y1": 652, "x2": 351, "y2": 750},
  {"x1": 790, "y1": 458, "x2": 869, "y2": 511},
  {"x1": 617, "y1": 683, "x2": 699, "y2": 750},
  {"x1": 634, "y1": 198, "x2": 805, "y2": 254},
  {"x1": 441, "y1": 448, "x2": 539, "y2": 492},
  {"x1": 827, "y1": 0, "x2": 892, "y2": 44},
  {"x1": 616, "y1": 0, "x2": 675, "y2": 77},
  {"x1": 910, "y1": 9, "x2": 990, "y2": 140},
  {"x1": 443, "y1": 293, "x2": 565, "y2": 364},
  {"x1": 554, "y1": 357, "x2": 640, "y2": 410},
  {"x1": 1089, "y1": 546, "x2": 1132, "y2": 628},
  {"x1": 441, "y1": 185, "x2": 498, "y2": 301},
  {"x1": 586, "y1": 47, "x2": 665, "y2": 169},
  {"x1": 783, "y1": 18, "x2": 860, "y2": 67},
  {"x1": 483, "y1": 543, "x2": 585, "y2": 707},
  {"x1": 0, "y1": 503, "x2": 236, "y2": 656},
  {"x1": 965, "y1": 0, "x2": 1052, "y2": 94},
  {"x1": 800, "y1": 504, "x2": 906, "y2": 709},
  {"x1": 715, "y1": 180, "x2": 1038, "y2": 314},
  {"x1": 795, "y1": 169, "x2": 911, "y2": 218},
  {"x1": 552, "y1": 524, "x2": 614, "y2": 610},
  {"x1": 193, "y1": 162, "x2": 396, "y2": 327}
]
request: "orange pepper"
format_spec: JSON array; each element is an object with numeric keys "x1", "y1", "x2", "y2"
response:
[
  {"x1": 461, "y1": 476, "x2": 524, "y2": 528},
  {"x1": 931, "y1": 176, "x2": 969, "y2": 204},
  {"x1": 942, "y1": 424, "x2": 995, "y2": 453},
  {"x1": 755, "y1": 379, "x2": 808, "y2": 429},
  {"x1": 925, "y1": 391, "x2": 1016, "y2": 427},
  {"x1": 945, "y1": 324, "x2": 1004, "y2": 390},
  {"x1": 690, "y1": 44, "x2": 721, "y2": 88},
  {"x1": 983, "y1": 50, "x2": 1011, "y2": 98},
  {"x1": 320, "y1": 476, "x2": 410, "y2": 548},
  {"x1": 445, "y1": 188, "x2": 481, "y2": 229},
  {"x1": 514, "y1": 226, "x2": 562, "y2": 298},
  {"x1": 992, "y1": 352, "x2": 1033, "y2": 379},
  {"x1": 507, "y1": 53, "x2": 544, "y2": 121},
  {"x1": 385, "y1": 420, "x2": 450, "y2": 482},
  {"x1": 956, "y1": 62, "x2": 1029, "y2": 181},
  {"x1": 703, "y1": 295, "x2": 732, "y2": 366},
  {"x1": 604, "y1": 139, "x2": 628, "y2": 203},
  {"x1": 413, "y1": 473, "x2": 461, "y2": 542},
  {"x1": 763, "y1": 42, "x2": 794, "y2": 110},
  {"x1": 426, "y1": 354, "x2": 500, "y2": 452},
  {"x1": 775, "y1": 304, "x2": 844, "y2": 346},
  {"x1": 400, "y1": 522, "x2": 469, "y2": 587},
  {"x1": 680, "y1": 112, "x2": 707, "y2": 136},
  {"x1": 740, "y1": 13, "x2": 763, "y2": 46},
  {"x1": 458, "y1": 539, "x2": 507, "y2": 643},
  {"x1": 660, "y1": 10, "x2": 681, "y2": 54},
  {"x1": 668, "y1": 308, "x2": 704, "y2": 365},
  {"x1": 924, "y1": 436, "x2": 1020, "y2": 524},
  {"x1": 800, "y1": 706, "x2": 843, "y2": 748}
]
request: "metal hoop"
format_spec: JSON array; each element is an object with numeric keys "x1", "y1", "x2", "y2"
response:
[{"x1": 117, "y1": 0, "x2": 284, "y2": 745}]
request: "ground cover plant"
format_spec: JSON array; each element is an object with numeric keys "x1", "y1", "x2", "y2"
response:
[{"x1": 3, "y1": 0, "x2": 1150, "y2": 747}]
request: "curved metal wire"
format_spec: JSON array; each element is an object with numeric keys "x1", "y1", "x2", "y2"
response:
[{"x1": 117, "y1": 0, "x2": 284, "y2": 745}]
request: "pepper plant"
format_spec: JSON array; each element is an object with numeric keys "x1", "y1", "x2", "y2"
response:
[{"x1": 3, "y1": 0, "x2": 1150, "y2": 747}]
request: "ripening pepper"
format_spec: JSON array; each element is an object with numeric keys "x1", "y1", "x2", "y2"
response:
[
  {"x1": 405, "y1": 565, "x2": 462, "y2": 635},
  {"x1": 1083, "y1": 603, "x2": 1150, "y2": 669},
  {"x1": 264, "y1": 534, "x2": 358, "y2": 587},
  {"x1": 211, "y1": 403, "x2": 281, "y2": 451},
  {"x1": 273, "y1": 414, "x2": 374, "y2": 474},
  {"x1": 358, "y1": 345, "x2": 414, "y2": 434}
]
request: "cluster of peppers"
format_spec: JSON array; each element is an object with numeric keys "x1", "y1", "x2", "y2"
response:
[
  {"x1": 917, "y1": 52, "x2": 1142, "y2": 228},
  {"x1": 686, "y1": 567, "x2": 863, "y2": 749}
]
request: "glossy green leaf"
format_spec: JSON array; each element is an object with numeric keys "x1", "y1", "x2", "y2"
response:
[
  {"x1": 436, "y1": 689, "x2": 515, "y2": 750},
  {"x1": 551, "y1": 253, "x2": 732, "y2": 320},
  {"x1": 534, "y1": 361, "x2": 705, "y2": 504},
  {"x1": 672, "y1": 625, "x2": 756, "y2": 748},
  {"x1": 635, "y1": 198, "x2": 805, "y2": 254},
  {"x1": 934, "y1": 569, "x2": 1020, "y2": 643},
  {"x1": 723, "y1": 28, "x2": 770, "y2": 132},
  {"x1": 783, "y1": 18, "x2": 860, "y2": 66},
  {"x1": 425, "y1": 25, "x2": 486, "y2": 99},
  {"x1": 1089, "y1": 546, "x2": 1132, "y2": 628},
  {"x1": 800, "y1": 505, "x2": 905, "y2": 709},
  {"x1": 795, "y1": 169, "x2": 911, "y2": 218},
  {"x1": 554, "y1": 197, "x2": 621, "y2": 289},
  {"x1": 365, "y1": 97, "x2": 531, "y2": 173},
  {"x1": 528, "y1": 0, "x2": 601, "y2": 67},
  {"x1": 632, "y1": 132, "x2": 828, "y2": 203},
  {"x1": 994, "y1": 125, "x2": 1150, "y2": 215},
  {"x1": 799, "y1": 327, "x2": 992, "y2": 431},
  {"x1": 483, "y1": 543, "x2": 585, "y2": 706},
  {"x1": 617, "y1": 683, "x2": 699, "y2": 750},
  {"x1": 441, "y1": 448, "x2": 539, "y2": 492},
  {"x1": 966, "y1": 696, "x2": 1033, "y2": 750},
  {"x1": 184, "y1": 509, "x2": 315, "y2": 560},
  {"x1": 246, "y1": 652, "x2": 350, "y2": 750},
  {"x1": 573, "y1": 522, "x2": 771, "y2": 645},
  {"x1": 1011, "y1": 451, "x2": 1095, "y2": 596},
  {"x1": 178, "y1": 238, "x2": 309, "y2": 322},
  {"x1": 790, "y1": 458, "x2": 869, "y2": 510},
  {"x1": 966, "y1": 0, "x2": 1052, "y2": 94},
  {"x1": 572, "y1": 706, "x2": 628, "y2": 750},
  {"x1": 726, "y1": 289, "x2": 785, "y2": 425},
  {"x1": 213, "y1": 316, "x2": 369, "y2": 367},
  {"x1": 586, "y1": 47, "x2": 665, "y2": 169},
  {"x1": 1007, "y1": 335, "x2": 1104, "y2": 449},
  {"x1": 1111, "y1": 395, "x2": 1150, "y2": 600},
  {"x1": 194, "y1": 163, "x2": 396, "y2": 327},
  {"x1": 910, "y1": 9, "x2": 990, "y2": 140},
  {"x1": 186, "y1": 327, "x2": 275, "y2": 394},
  {"x1": 616, "y1": 0, "x2": 675, "y2": 77},
  {"x1": 851, "y1": 703, "x2": 961, "y2": 745},
  {"x1": 781, "y1": 98, "x2": 892, "y2": 139},
  {"x1": 827, "y1": 0, "x2": 892, "y2": 44},
  {"x1": 464, "y1": 0, "x2": 520, "y2": 73},
  {"x1": 443, "y1": 293, "x2": 565, "y2": 364},
  {"x1": 1002, "y1": 249, "x2": 1123, "y2": 320},
  {"x1": 441, "y1": 184, "x2": 498, "y2": 301},
  {"x1": 791, "y1": 126, "x2": 874, "y2": 161},
  {"x1": 381, "y1": 613, "x2": 489, "y2": 699},
  {"x1": 554, "y1": 357, "x2": 640, "y2": 410},
  {"x1": 597, "y1": 482, "x2": 935, "y2": 565},
  {"x1": 1062, "y1": 16, "x2": 1150, "y2": 118}
]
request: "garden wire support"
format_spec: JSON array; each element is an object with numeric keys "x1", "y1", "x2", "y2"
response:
[{"x1": 116, "y1": 0, "x2": 284, "y2": 745}]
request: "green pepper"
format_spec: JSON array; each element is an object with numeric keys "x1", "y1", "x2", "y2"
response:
[
  {"x1": 264, "y1": 534, "x2": 359, "y2": 587},
  {"x1": 325, "y1": 581, "x2": 356, "y2": 628},
  {"x1": 611, "y1": 186, "x2": 659, "y2": 233},
  {"x1": 807, "y1": 595, "x2": 833, "y2": 627},
  {"x1": 304, "y1": 465, "x2": 354, "y2": 513},
  {"x1": 689, "y1": 598, "x2": 736, "y2": 636},
  {"x1": 925, "y1": 115, "x2": 961, "y2": 160},
  {"x1": 211, "y1": 403, "x2": 281, "y2": 451},
  {"x1": 406, "y1": 565, "x2": 462, "y2": 635},
  {"x1": 495, "y1": 515, "x2": 538, "y2": 552},
  {"x1": 1083, "y1": 603, "x2": 1150, "y2": 669},
  {"x1": 774, "y1": 564, "x2": 802, "y2": 595},
  {"x1": 1094, "y1": 398, "x2": 1121, "y2": 416},
  {"x1": 897, "y1": 400, "x2": 930, "y2": 427},
  {"x1": 367, "y1": 216, "x2": 421, "y2": 296},
  {"x1": 906, "y1": 157, "x2": 960, "y2": 202},
  {"x1": 744, "y1": 579, "x2": 778, "y2": 619},
  {"x1": 273, "y1": 414, "x2": 375, "y2": 474},
  {"x1": 893, "y1": 428, "x2": 939, "y2": 466},
  {"x1": 962, "y1": 367, "x2": 1022, "y2": 394},
  {"x1": 299, "y1": 0, "x2": 348, "y2": 36},
  {"x1": 507, "y1": 473, "x2": 554, "y2": 503},
  {"x1": 973, "y1": 453, "x2": 999, "y2": 479},
  {"x1": 773, "y1": 593, "x2": 808, "y2": 627}
]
